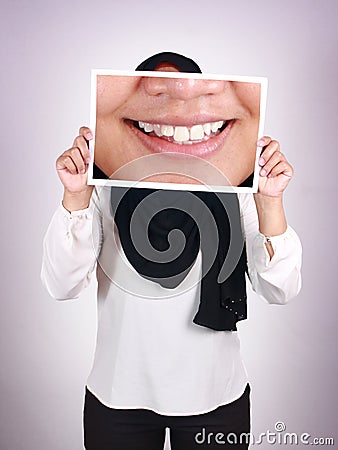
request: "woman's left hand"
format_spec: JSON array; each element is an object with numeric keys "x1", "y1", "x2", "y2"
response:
[{"x1": 256, "y1": 136, "x2": 293, "y2": 198}]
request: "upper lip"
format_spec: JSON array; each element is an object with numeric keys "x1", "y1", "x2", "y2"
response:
[{"x1": 125, "y1": 114, "x2": 234, "y2": 127}]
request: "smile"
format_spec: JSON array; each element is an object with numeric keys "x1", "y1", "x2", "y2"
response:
[
  {"x1": 137, "y1": 120, "x2": 227, "y2": 144},
  {"x1": 128, "y1": 119, "x2": 234, "y2": 157}
]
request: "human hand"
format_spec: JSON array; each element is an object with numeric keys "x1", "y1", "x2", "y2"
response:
[
  {"x1": 56, "y1": 127, "x2": 94, "y2": 211},
  {"x1": 256, "y1": 136, "x2": 293, "y2": 198}
]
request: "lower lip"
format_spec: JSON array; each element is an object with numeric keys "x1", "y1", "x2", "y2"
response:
[{"x1": 127, "y1": 121, "x2": 234, "y2": 157}]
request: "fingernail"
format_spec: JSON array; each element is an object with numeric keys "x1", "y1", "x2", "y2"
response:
[
  {"x1": 260, "y1": 168, "x2": 267, "y2": 176},
  {"x1": 85, "y1": 157, "x2": 91, "y2": 163},
  {"x1": 85, "y1": 132, "x2": 93, "y2": 140},
  {"x1": 80, "y1": 169, "x2": 86, "y2": 174},
  {"x1": 257, "y1": 139, "x2": 265, "y2": 146},
  {"x1": 258, "y1": 157, "x2": 265, "y2": 166}
]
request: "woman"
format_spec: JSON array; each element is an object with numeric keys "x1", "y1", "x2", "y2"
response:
[{"x1": 41, "y1": 53, "x2": 302, "y2": 449}]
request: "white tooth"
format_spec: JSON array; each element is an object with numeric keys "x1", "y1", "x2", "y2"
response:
[
  {"x1": 174, "y1": 126, "x2": 190, "y2": 142},
  {"x1": 139, "y1": 121, "x2": 145, "y2": 129},
  {"x1": 190, "y1": 125, "x2": 204, "y2": 141},
  {"x1": 153, "y1": 124, "x2": 163, "y2": 137},
  {"x1": 210, "y1": 121, "x2": 219, "y2": 132},
  {"x1": 144, "y1": 123, "x2": 154, "y2": 132},
  {"x1": 161, "y1": 125, "x2": 174, "y2": 137},
  {"x1": 217, "y1": 120, "x2": 224, "y2": 129},
  {"x1": 203, "y1": 123, "x2": 211, "y2": 136}
]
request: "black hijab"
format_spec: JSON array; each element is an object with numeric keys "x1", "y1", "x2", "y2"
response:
[{"x1": 109, "y1": 52, "x2": 248, "y2": 331}]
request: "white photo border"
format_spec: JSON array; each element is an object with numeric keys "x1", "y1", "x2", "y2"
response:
[{"x1": 88, "y1": 69, "x2": 268, "y2": 193}]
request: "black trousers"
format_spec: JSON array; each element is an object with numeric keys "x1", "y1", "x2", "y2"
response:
[{"x1": 84, "y1": 383, "x2": 251, "y2": 449}]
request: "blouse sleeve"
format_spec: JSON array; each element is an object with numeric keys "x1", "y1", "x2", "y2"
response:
[
  {"x1": 40, "y1": 189, "x2": 102, "y2": 300},
  {"x1": 239, "y1": 193, "x2": 302, "y2": 305}
]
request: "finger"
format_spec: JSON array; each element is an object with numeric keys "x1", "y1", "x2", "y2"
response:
[
  {"x1": 56, "y1": 155, "x2": 78, "y2": 175},
  {"x1": 73, "y1": 135, "x2": 91, "y2": 164},
  {"x1": 257, "y1": 136, "x2": 272, "y2": 148},
  {"x1": 59, "y1": 147, "x2": 86, "y2": 174},
  {"x1": 268, "y1": 161, "x2": 293, "y2": 178},
  {"x1": 259, "y1": 150, "x2": 284, "y2": 177},
  {"x1": 68, "y1": 147, "x2": 88, "y2": 174},
  {"x1": 258, "y1": 140, "x2": 281, "y2": 166},
  {"x1": 79, "y1": 126, "x2": 93, "y2": 140}
]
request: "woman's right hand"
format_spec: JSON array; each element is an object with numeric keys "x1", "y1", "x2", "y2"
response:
[{"x1": 56, "y1": 127, "x2": 95, "y2": 212}]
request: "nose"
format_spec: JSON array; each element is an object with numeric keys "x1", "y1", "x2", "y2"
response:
[{"x1": 142, "y1": 72, "x2": 226, "y2": 100}]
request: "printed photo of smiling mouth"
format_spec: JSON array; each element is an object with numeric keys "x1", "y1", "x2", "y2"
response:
[
  {"x1": 127, "y1": 119, "x2": 235, "y2": 157},
  {"x1": 89, "y1": 70, "x2": 268, "y2": 192}
]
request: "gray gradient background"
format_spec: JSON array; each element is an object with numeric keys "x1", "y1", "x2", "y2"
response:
[{"x1": 1, "y1": 0, "x2": 337, "y2": 449}]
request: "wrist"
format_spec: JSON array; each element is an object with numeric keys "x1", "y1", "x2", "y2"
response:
[
  {"x1": 254, "y1": 192, "x2": 283, "y2": 206},
  {"x1": 62, "y1": 187, "x2": 93, "y2": 212},
  {"x1": 254, "y1": 193, "x2": 287, "y2": 237}
]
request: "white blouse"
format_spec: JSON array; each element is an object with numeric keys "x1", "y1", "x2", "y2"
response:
[{"x1": 41, "y1": 187, "x2": 302, "y2": 416}]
